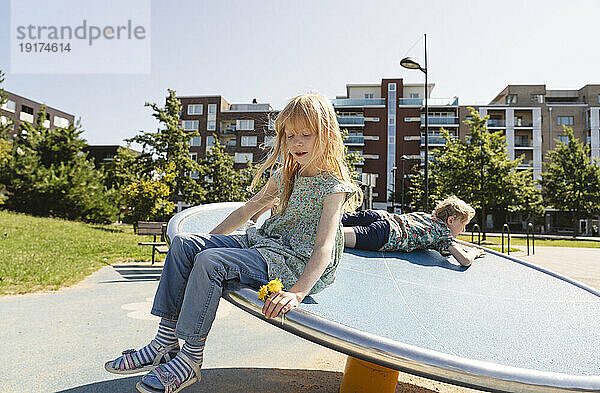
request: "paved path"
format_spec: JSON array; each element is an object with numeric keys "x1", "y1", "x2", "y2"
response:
[{"x1": 0, "y1": 246, "x2": 598, "y2": 393}]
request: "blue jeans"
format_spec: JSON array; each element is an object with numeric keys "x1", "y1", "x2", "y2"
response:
[
  {"x1": 342, "y1": 210, "x2": 390, "y2": 251},
  {"x1": 151, "y1": 233, "x2": 269, "y2": 345}
]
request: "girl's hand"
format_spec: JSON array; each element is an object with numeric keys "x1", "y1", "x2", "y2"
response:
[{"x1": 262, "y1": 290, "x2": 301, "y2": 319}]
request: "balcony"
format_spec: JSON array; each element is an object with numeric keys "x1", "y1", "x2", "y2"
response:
[
  {"x1": 345, "y1": 135, "x2": 365, "y2": 146},
  {"x1": 420, "y1": 135, "x2": 455, "y2": 146},
  {"x1": 514, "y1": 137, "x2": 533, "y2": 148},
  {"x1": 421, "y1": 116, "x2": 459, "y2": 126},
  {"x1": 487, "y1": 119, "x2": 506, "y2": 127},
  {"x1": 338, "y1": 116, "x2": 365, "y2": 126},
  {"x1": 398, "y1": 97, "x2": 459, "y2": 106},
  {"x1": 332, "y1": 98, "x2": 385, "y2": 107},
  {"x1": 219, "y1": 126, "x2": 236, "y2": 134},
  {"x1": 514, "y1": 120, "x2": 533, "y2": 127}
]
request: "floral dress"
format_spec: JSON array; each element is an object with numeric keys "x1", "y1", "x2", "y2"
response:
[
  {"x1": 379, "y1": 212, "x2": 453, "y2": 253},
  {"x1": 232, "y1": 172, "x2": 355, "y2": 295}
]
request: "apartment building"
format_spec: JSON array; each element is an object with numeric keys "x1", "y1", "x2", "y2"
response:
[
  {"x1": 458, "y1": 84, "x2": 600, "y2": 182},
  {"x1": 0, "y1": 91, "x2": 74, "y2": 136},
  {"x1": 332, "y1": 78, "x2": 458, "y2": 210},
  {"x1": 178, "y1": 83, "x2": 599, "y2": 231}
]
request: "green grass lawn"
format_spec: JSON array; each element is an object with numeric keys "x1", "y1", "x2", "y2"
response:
[
  {"x1": 0, "y1": 210, "x2": 159, "y2": 295},
  {"x1": 457, "y1": 234, "x2": 600, "y2": 249}
]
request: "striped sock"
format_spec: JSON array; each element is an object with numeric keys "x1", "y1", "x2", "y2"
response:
[
  {"x1": 162, "y1": 338, "x2": 205, "y2": 383},
  {"x1": 137, "y1": 318, "x2": 179, "y2": 364}
]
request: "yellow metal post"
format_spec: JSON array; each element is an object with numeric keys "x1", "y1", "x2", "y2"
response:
[{"x1": 339, "y1": 356, "x2": 399, "y2": 393}]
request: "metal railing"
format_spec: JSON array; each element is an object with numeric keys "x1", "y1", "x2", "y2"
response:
[
  {"x1": 332, "y1": 98, "x2": 385, "y2": 107},
  {"x1": 338, "y1": 116, "x2": 365, "y2": 125},
  {"x1": 398, "y1": 97, "x2": 459, "y2": 106},
  {"x1": 421, "y1": 117, "x2": 459, "y2": 125},
  {"x1": 502, "y1": 224, "x2": 511, "y2": 254},
  {"x1": 471, "y1": 224, "x2": 481, "y2": 246}
]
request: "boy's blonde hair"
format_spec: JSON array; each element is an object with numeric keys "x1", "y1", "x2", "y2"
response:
[
  {"x1": 250, "y1": 93, "x2": 363, "y2": 213},
  {"x1": 432, "y1": 195, "x2": 475, "y2": 223}
]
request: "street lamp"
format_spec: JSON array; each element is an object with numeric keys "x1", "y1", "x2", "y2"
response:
[
  {"x1": 400, "y1": 155, "x2": 409, "y2": 213},
  {"x1": 400, "y1": 33, "x2": 428, "y2": 211}
]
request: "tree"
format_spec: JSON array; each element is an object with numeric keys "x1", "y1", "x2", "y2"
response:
[
  {"x1": 539, "y1": 127, "x2": 600, "y2": 236},
  {"x1": 0, "y1": 70, "x2": 13, "y2": 204},
  {"x1": 199, "y1": 136, "x2": 249, "y2": 203},
  {"x1": 122, "y1": 161, "x2": 176, "y2": 223},
  {"x1": 340, "y1": 128, "x2": 362, "y2": 182},
  {"x1": 2, "y1": 106, "x2": 118, "y2": 223},
  {"x1": 127, "y1": 89, "x2": 205, "y2": 205},
  {"x1": 408, "y1": 108, "x2": 543, "y2": 239}
]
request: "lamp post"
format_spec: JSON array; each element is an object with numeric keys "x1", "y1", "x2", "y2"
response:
[
  {"x1": 400, "y1": 33, "x2": 428, "y2": 211},
  {"x1": 400, "y1": 155, "x2": 409, "y2": 213}
]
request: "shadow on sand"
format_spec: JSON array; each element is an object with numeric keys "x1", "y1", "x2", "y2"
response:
[{"x1": 56, "y1": 367, "x2": 434, "y2": 393}]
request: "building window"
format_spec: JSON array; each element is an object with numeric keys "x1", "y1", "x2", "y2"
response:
[
  {"x1": 388, "y1": 83, "x2": 396, "y2": 91},
  {"x1": 234, "y1": 152, "x2": 253, "y2": 163},
  {"x1": 364, "y1": 93, "x2": 374, "y2": 99},
  {"x1": 506, "y1": 94, "x2": 517, "y2": 104},
  {"x1": 208, "y1": 104, "x2": 217, "y2": 114},
  {"x1": 268, "y1": 118, "x2": 275, "y2": 131},
  {"x1": 53, "y1": 116, "x2": 69, "y2": 127},
  {"x1": 182, "y1": 120, "x2": 199, "y2": 130},
  {"x1": 557, "y1": 116, "x2": 574, "y2": 126},
  {"x1": 530, "y1": 94, "x2": 544, "y2": 103},
  {"x1": 187, "y1": 104, "x2": 203, "y2": 115},
  {"x1": 1, "y1": 100, "x2": 16, "y2": 112},
  {"x1": 388, "y1": 117, "x2": 395, "y2": 125},
  {"x1": 409, "y1": 93, "x2": 419, "y2": 99},
  {"x1": 236, "y1": 119, "x2": 254, "y2": 130},
  {"x1": 264, "y1": 135, "x2": 275, "y2": 146},
  {"x1": 189, "y1": 152, "x2": 198, "y2": 161},
  {"x1": 206, "y1": 135, "x2": 215, "y2": 147},
  {"x1": 557, "y1": 135, "x2": 569, "y2": 144},
  {"x1": 598, "y1": 94, "x2": 600, "y2": 104},
  {"x1": 189, "y1": 136, "x2": 201, "y2": 146},
  {"x1": 207, "y1": 120, "x2": 216, "y2": 131},
  {"x1": 241, "y1": 135, "x2": 257, "y2": 147}
]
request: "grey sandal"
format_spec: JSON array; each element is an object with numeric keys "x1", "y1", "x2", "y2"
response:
[
  {"x1": 104, "y1": 339, "x2": 180, "y2": 375},
  {"x1": 136, "y1": 351, "x2": 201, "y2": 393}
]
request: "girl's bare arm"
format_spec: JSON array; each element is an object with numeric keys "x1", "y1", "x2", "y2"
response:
[
  {"x1": 262, "y1": 192, "x2": 347, "y2": 318},
  {"x1": 210, "y1": 176, "x2": 278, "y2": 235},
  {"x1": 448, "y1": 244, "x2": 485, "y2": 267}
]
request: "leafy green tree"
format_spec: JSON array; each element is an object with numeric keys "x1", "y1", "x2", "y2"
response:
[
  {"x1": 105, "y1": 144, "x2": 152, "y2": 190},
  {"x1": 122, "y1": 161, "x2": 176, "y2": 223},
  {"x1": 3, "y1": 106, "x2": 118, "y2": 223},
  {"x1": 340, "y1": 128, "x2": 362, "y2": 182},
  {"x1": 0, "y1": 70, "x2": 13, "y2": 204},
  {"x1": 199, "y1": 136, "x2": 248, "y2": 202},
  {"x1": 127, "y1": 89, "x2": 205, "y2": 205},
  {"x1": 408, "y1": 108, "x2": 543, "y2": 238},
  {"x1": 539, "y1": 127, "x2": 600, "y2": 236}
]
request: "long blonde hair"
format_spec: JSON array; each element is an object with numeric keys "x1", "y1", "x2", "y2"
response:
[{"x1": 250, "y1": 93, "x2": 363, "y2": 213}]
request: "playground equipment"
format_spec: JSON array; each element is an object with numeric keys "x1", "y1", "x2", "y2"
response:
[{"x1": 167, "y1": 203, "x2": 600, "y2": 393}]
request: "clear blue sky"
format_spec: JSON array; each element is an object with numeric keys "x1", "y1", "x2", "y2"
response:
[{"x1": 1, "y1": 0, "x2": 599, "y2": 145}]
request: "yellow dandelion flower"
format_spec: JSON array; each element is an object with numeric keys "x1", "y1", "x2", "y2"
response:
[
  {"x1": 257, "y1": 285, "x2": 270, "y2": 302},
  {"x1": 266, "y1": 278, "x2": 283, "y2": 293}
]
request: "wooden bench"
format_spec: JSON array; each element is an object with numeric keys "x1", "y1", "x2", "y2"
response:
[{"x1": 136, "y1": 221, "x2": 169, "y2": 265}]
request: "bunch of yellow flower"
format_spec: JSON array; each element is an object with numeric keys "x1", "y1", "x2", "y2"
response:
[
  {"x1": 257, "y1": 278, "x2": 286, "y2": 325},
  {"x1": 258, "y1": 278, "x2": 283, "y2": 301}
]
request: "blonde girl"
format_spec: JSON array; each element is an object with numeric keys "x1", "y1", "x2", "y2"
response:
[{"x1": 105, "y1": 93, "x2": 362, "y2": 393}]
